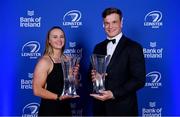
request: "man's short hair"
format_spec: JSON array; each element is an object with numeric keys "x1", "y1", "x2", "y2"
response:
[{"x1": 102, "y1": 7, "x2": 123, "y2": 20}]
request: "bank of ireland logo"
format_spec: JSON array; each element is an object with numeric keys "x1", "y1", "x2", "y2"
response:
[
  {"x1": 22, "y1": 102, "x2": 39, "y2": 117},
  {"x1": 27, "y1": 10, "x2": 34, "y2": 16},
  {"x1": 20, "y1": 10, "x2": 41, "y2": 28},
  {"x1": 149, "y1": 101, "x2": 156, "y2": 108},
  {"x1": 144, "y1": 10, "x2": 163, "y2": 28},
  {"x1": 21, "y1": 41, "x2": 41, "y2": 59},
  {"x1": 21, "y1": 72, "x2": 33, "y2": 90},
  {"x1": 143, "y1": 41, "x2": 163, "y2": 59},
  {"x1": 63, "y1": 10, "x2": 82, "y2": 28},
  {"x1": 145, "y1": 71, "x2": 162, "y2": 88},
  {"x1": 69, "y1": 42, "x2": 76, "y2": 48},
  {"x1": 150, "y1": 42, "x2": 156, "y2": 48},
  {"x1": 28, "y1": 73, "x2": 33, "y2": 79},
  {"x1": 142, "y1": 101, "x2": 162, "y2": 117}
]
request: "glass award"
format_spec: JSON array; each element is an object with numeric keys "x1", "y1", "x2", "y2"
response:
[
  {"x1": 61, "y1": 55, "x2": 81, "y2": 96},
  {"x1": 90, "y1": 54, "x2": 111, "y2": 94}
]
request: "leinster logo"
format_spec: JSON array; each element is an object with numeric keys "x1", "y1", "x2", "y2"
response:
[
  {"x1": 144, "y1": 10, "x2": 163, "y2": 28},
  {"x1": 145, "y1": 71, "x2": 162, "y2": 88},
  {"x1": 146, "y1": 71, "x2": 161, "y2": 83},
  {"x1": 21, "y1": 41, "x2": 41, "y2": 59},
  {"x1": 63, "y1": 10, "x2": 82, "y2": 28},
  {"x1": 63, "y1": 10, "x2": 81, "y2": 22},
  {"x1": 22, "y1": 102, "x2": 39, "y2": 117},
  {"x1": 145, "y1": 11, "x2": 162, "y2": 22},
  {"x1": 22, "y1": 41, "x2": 40, "y2": 53}
]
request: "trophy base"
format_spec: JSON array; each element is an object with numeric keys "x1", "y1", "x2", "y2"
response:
[
  {"x1": 61, "y1": 92, "x2": 78, "y2": 97},
  {"x1": 93, "y1": 89, "x2": 105, "y2": 95}
]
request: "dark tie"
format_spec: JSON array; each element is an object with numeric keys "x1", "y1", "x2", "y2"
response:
[{"x1": 107, "y1": 39, "x2": 116, "y2": 44}]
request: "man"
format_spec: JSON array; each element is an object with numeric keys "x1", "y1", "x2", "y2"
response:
[{"x1": 90, "y1": 7, "x2": 146, "y2": 116}]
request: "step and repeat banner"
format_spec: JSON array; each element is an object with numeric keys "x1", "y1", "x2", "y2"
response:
[{"x1": 1, "y1": 0, "x2": 180, "y2": 116}]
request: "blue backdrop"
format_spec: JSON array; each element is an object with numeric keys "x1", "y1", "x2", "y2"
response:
[{"x1": 1, "y1": 0, "x2": 180, "y2": 116}]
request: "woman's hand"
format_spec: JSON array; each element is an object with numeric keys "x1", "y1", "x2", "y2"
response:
[
  {"x1": 73, "y1": 64, "x2": 80, "y2": 78},
  {"x1": 73, "y1": 64, "x2": 80, "y2": 85},
  {"x1": 60, "y1": 95, "x2": 80, "y2": 100}
]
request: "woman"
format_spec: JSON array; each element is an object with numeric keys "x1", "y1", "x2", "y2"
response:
[{"x1": 33, "y1": 26, "x2": 80, "y2": 116}]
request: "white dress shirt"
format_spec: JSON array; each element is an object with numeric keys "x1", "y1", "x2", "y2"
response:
[{"x1": 107, "y1": 32, "x2": 122, "y2": 59}]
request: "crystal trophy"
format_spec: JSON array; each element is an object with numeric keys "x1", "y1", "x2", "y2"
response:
[
  {"x1": 61, "y1": 55, "x2": 81, "y2": 96},
  {"x1": 90, "y1": 54, "x2": 111, "y2": 94}
]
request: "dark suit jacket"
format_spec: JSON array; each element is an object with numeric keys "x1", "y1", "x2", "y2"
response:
[{"x1": 92, "y1": 35, "x2": 146, "y2": 116}]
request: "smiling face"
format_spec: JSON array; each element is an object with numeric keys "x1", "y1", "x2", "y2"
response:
[
  {"x1": 44, "y1": 26, "x2": 66, "y2": 55},
  {"x1": 49, "y1": 28, "x2": 65, "y2": 50},
  {"x1": 103, "y1": 13, "x2": 122, "y2": 38}
]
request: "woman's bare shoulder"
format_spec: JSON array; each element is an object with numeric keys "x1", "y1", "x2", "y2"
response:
[{"x1": 36, "y1": 55, "x2": 52, "y2": 68}]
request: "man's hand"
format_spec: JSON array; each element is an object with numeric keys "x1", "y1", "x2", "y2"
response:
[{"x1": 90, "y1": 90, "x2": 114, "y2": 101}]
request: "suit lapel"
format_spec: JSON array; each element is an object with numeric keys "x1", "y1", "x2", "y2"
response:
[
  {"x1": 107, "y1": 35, "x2": 127, "y2": 72},
  {"x1": 101, "y1": 40, "x2": 108, "y2": 55},
  {"x1": 94, "y1": 39, "x2": 109, "y2": 55}
]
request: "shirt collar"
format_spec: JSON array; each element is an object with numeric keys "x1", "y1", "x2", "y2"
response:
[{"x1": 107, "y1": 32, "x2": 123, "y2": 44}]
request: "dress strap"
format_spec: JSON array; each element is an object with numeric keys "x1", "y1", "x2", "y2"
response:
[{"x1": 48, "y1": 55, "x2": 55, "y2": 64}]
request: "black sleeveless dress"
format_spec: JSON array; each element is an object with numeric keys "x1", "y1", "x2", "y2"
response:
[{"x1": 38, "y1": 57, "x2": 72, "y2": 116}]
